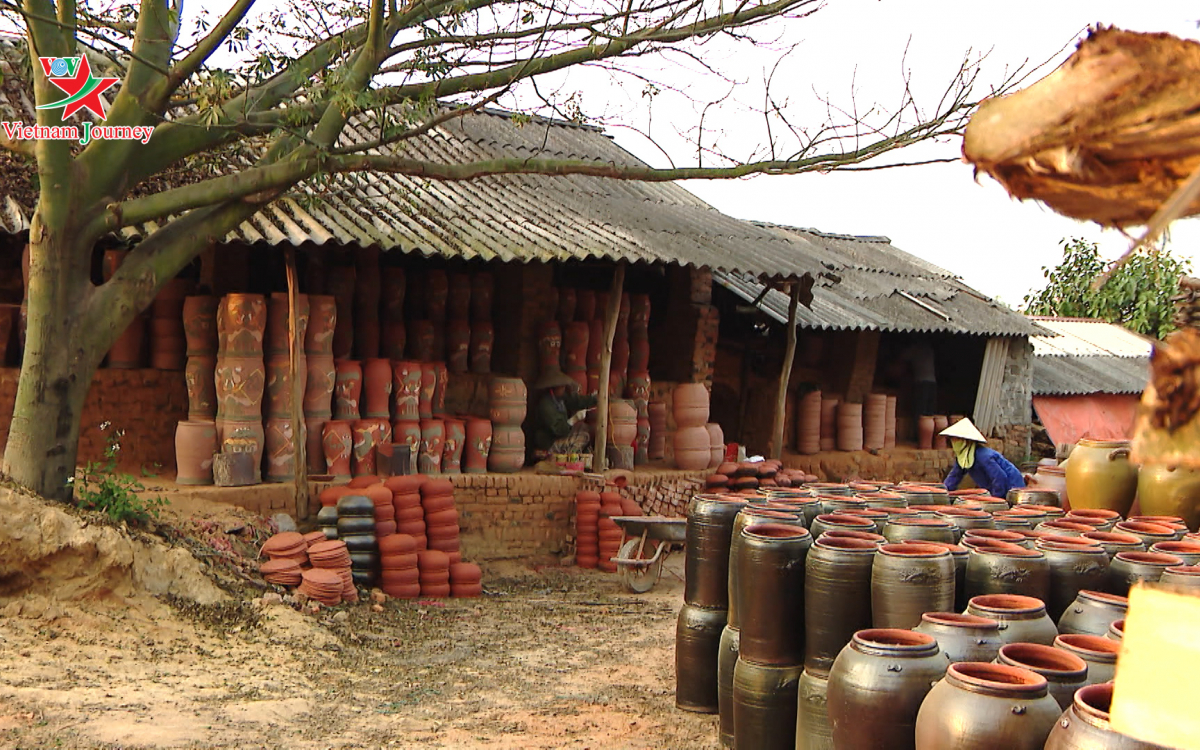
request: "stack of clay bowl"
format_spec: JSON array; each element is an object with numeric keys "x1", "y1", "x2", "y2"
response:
[
  {"x1": 388, "y1": 475, "x2": 428, "y2": 551},
  {"x1": 337, "y1": 494, "x2": 378, "y2": 588},
  {"x1": 575, "y1": 491, "x2": 602, "y2": 568},
  {"x1": 422, "y1": 479, "x2": 461, "y2": 562},
  {"x1": 418, "y1": 549, "x2": 452, "y2": 597},
  {"x1": 379, "y1": 533, "x2": 421, "y2": 599},
  {"x1": 598, "y1": 491, "x2": 625, "y2": 573},
  {"x1": 450, "y1": 562, "x2": 483, "y2": 597},
  {"x1": 307, "y1": 539, "x2": 354, "y2": 602},
  {"x1": 362, "y1": 483, "x2": 396, "y2": 538}
]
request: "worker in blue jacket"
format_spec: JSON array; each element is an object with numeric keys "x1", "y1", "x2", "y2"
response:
[{"x1": 941, "y1": 418, "x2": 1026, "y2": 499}]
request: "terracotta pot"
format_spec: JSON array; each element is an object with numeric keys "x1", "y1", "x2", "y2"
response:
[
  {"x1": 608, "y1": 399, "x2": 637, "y2": 448},
  {"x1": 1054, "y1": 633, "x2": 1120, "y2": 686},
  {"x1": 737, "y1": 523, "x2": 813, "y2": 665},
  {"x1": 409, "y1": 319, "x2": 435, "y2": 362},
  {"x1": 488, "y1": 376, "x2": 528, "y2": 425},
  {"x1": 1038, "y1": 542, "x2": 1111, "y2": 621},
  {"x1": 537, "y1": 321, "x2": 563, "y2": 372},
  {"x1": 915, "y1": 662, "x2": 1061, "y2": 750},
  {"x1": 447, "y1": 321, "x2": 471, "y2": 373},
  {"x1": 932, "y1": 415, "x2": 950, "y2": 449},
  {"x1": 965, "y1": 593, "x2": 1058, "y2": 645},
  {"x1": 1151, "y1": 540, "x2": 1200, "y2": 564},
  {"x1": 487, "y1": 423, "x2": 525, "y2": 473},
  {"x1": 418, "y1": 418, "x2": 445, "y2": 474},
  {"x1": 1044, "y1": 682, "x2": 1161, "y2": 750},
  {"x1": 392, "y1": 419, "x2": 423, "y2": 460},
  {"x1": 995, "y1": 642, "x2": 1087, "y2": 710},
  {"x1": 419, "y1": 362, "x2": 436, "y2": 419},
  {"x1": 432, "y1": 362, "x2": 449, "y2": 415},
  {"x1": 1107, "y1": 550, "x2": 1182, "y2": 595},
  {"x1": 804, "y1": 536, "x2": 878, "y2": 674},
  {"x1": 836, "y1": 403, "x2": 863, "y2": 451},
  {"x1": 675, "y1": 602, "x2": 727, "y2": 713},
  {"x1": 107, "y1": 315, "x2": 146, "y2": 368},
  {"x1": 674, "y1": 425, "x2": 711, "y2": 470},
  {"x1": 674, "y1": 383, "x2": 710, "y2": 428},
  {"x1": 185, "y1": 355, "x2": 217, "y2": 419},
  {"x1": 362, "y1": 358, "x2": 393, "y2": 419},
  {"x1": 442, "y1": 418, "x2": 465, "y2": 474},
  {"x1": 264, "y1": 417, "x2": 302, "y2": 482},
  {"x1": 586, "y1": 319, "x2": 604, "y2": 371},
  {"x1": 470, "y1": 272, "x2": 493, "y2": 322},
  {"x1": 732, "y1": 659, "x2": 803, "y2": 750},
  {"x1": 705, "y1": 423, "x2": 724, "y2": 469},
  {"x1": 217, "y1": 293, "x2": 266, "y2": 356},
  {"x1": 264, "y1": 354, "x2": 306, "y2": 418},
  {"x1": 635, "y1": 417, "x2": 651, "y2": 466},
  {"x1": 305, "y1": 417, "x2": 327, "y2": 474},
  {"x1": 391, "y1": 360, "x2": 422, "y2": 420},
  {"x1": 870, "y1": 542, "x2": 955, "y2": 629},
  {"x1": 175, "y1": 420, "x2": 217, "y2": 485},
  {"x1": 625, "y1": 370, "x2": 651, "y2": 405},
  {"x1": 464, "y1": 418, "x2": 492, "y2": 474},
  {"x1": 355, "y1": 319, "x2": 380, "y2": 360},
  {"x1": 1066, "y1": 439, "x2": 1138, "y2": 517},
  {"x1": 827, "y1": 629, "x2": 947, "y2": 750},
  {"x1": 1057, "y1": 589, "x2": 1128, "y2": 637},
  {"x1": 351, "y1": 419, "x2": 378, "y2": 477},
  {"x1": 648, "y1": 401, "x2": 668, "y2": 460},
  {"x1": 303, "y1": 353, "x2": 335, "y2": 418},
  {"x1": 328, "y1": 268, "x2": 357, "y2": 359},
  {"x1": 214, "y1": 355, "x2": 266, "y2": 421},
  {"x1": 862, "y1": 393, "x2": 887, "y2": 451},
  {"x1": 796, "y1": 390, "x2": 822, "y2": 455},
  {"x1": 629, "y1": 337, "x2": 650, "y2": 373},
  {"x1": 917, "y1": 415, "x2": 935, "y2": 450},
  {"x1": 265, "y1": 292, "x2": 309, "y2": 357},
  {"x1": 685, "y1": 494, "x2": 749, "y2": 609},
  {"x1": 448, "y1": 272, "x2": 471, "y2": 321},
  {"x1": 148, "y1": 316, "x2": 186, "y2": 370},
  {"x1": 1160, "y1": 564, "x2": 1200, "y2": 589},
  {"x1": 183, "y1": 296, "x2": 220, "y2": 356},
  {"x1": 469, "y1": 321, "x2": 494, "y2": 374},
  {"x1": 333, "y1": 359, "x2": 362, "y2": 420},
  {"x1": 381, "y1": 267, "x2": 406, "y2": 323},
  {"x1": 913, "y1": 612, "x2": 1003, "y2": 664},
  {"x1": 304, "y1": 295, "x2": 337, "y2": 356},
  {"x1": 322, "y1": 420, "x2": 353, "y2": 480}
]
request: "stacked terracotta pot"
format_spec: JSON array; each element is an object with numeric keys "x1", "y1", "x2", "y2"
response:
[
  {"x1": 463, "y1": 417, "x2": 492, "y2": 474},
  {"x1": 597, "y1": 491, "x2": 625, "y2": 573},
  {"x1": 354, "y1": 247, "x2": 381, "y2": 359},
  {"x1": 422, "y1": 478, "x2": 462, "y2": 561},
  {"x1": 380, "y1": 266, "x2": 407, "y2": 360},
  {"x1": 304, "y1": 538, "x2": 354, "y2": 605},
  {"x1": 705, "y1": 423, "x2": 725, "y2": 469},
  {"x1": 884, "y1": 395, "x2": 898, "y2": 449},
  {"x1": 562, "y1": 317, "x2": 590, "y2": 393},
  {"x1": 863, "y1": 393, "x2": 887, "y2": 451},
  {"x1": 932, "y1": 415, "x2": 950, "y2": 449},
  {"x1": 836, "y1": 402, "x2": 864, "y2": 452},
  {"x1": 176, "y1": 294, "x2": 220, "y2": 486},
  {"x1": 470, "y1": 272, "x2": 494, "y2": 374},
  {"x1": 102, "y1": 250, "x2": 146, "y2": 368},
  {"x1": 387, "y1": 475, "x2": 428, "y2": 551},
  {"x1": 446, "y1": 272, "x2": 471, "y2": 373},
  {"x1": 328, "y1": 264, "x2": 356, "y2": 360},
  {"x1": 264, "y1": 293, "x2": 310, "y2": 483},
  {"x1": 378, "y1": 532, "x2": 420, "y2": 599},
  {"x1": 150, "y1": 278, "x2": 190, "y2": 370},
  {"x1": 215, "y1": 293, "x2": 267, "y2": 483},
  {"x1": 625, "y1": 371, "x2": 652, "y2": 466},
  {"x1": 417, "y1": 549, "x2": 451, "y2": 598},
  {"x1": 449, "y1": 562, "x2": 483, "y2": 597},
  {"x1": 796, "y1": 389, "x2": 822, "y2": 455},
  {"x1": 647, "y1": 401, "x2": 668, "y2": 460},
  {"x1": 574, "y1": 491, "x2": 602, "y2": 568},
  {"x1": 673, "y1": 383, "x2": 711, "y2": 470},
  {"x1": 391, "y1": 360, "x2": 422, "y2": 473},
  {"x1": 303, "y1": 296, "x2": 337, "y2": 475},
  {"x1": 608, "y1": 398, "x2": 638, "y2": 470},
  {"x1": 487, "y1": 376, "x2": 527, "y2": 473},
  {"x1": 819, "y1": 396, "x2": 840, "y2": 452}
]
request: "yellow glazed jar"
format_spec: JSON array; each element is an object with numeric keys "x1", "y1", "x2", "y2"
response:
[
  {"x1": 1136, "y1": 464, "x2": 1200, "y2": 532},
  {"x1": 1065, "y1": 439, "x2": 1138, "y2": 516}
]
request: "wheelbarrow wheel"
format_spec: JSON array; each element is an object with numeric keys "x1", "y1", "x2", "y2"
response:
[{"x1": 617, "y1": 538, "x2": 662, "y2": 593}]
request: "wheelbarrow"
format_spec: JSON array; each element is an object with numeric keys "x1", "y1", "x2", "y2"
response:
[{"x1": 609, "y1": 516, "x2": 687, "y2": 593}]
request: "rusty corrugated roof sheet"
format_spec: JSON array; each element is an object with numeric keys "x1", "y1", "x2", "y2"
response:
[
  {"x1": 713, "y1": 225, "x2": 1046, "y2": 336},
  {"x1": 1029, "y1": 317, "x2": 1152, "y2": 395}
]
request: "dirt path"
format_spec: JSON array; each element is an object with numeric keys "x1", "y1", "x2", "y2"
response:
[{"x1": 0, "y1": 555, "x2": 719, "y2": 749}]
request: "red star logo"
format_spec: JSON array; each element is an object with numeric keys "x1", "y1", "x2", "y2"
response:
[{"x1": 41, "y1": 56, "x2": 119, "y2": 120}]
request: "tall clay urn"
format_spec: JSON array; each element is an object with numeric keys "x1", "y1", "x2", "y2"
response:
[
  {"x1": 870, "y1": 542, "x2": 955, "y2": 629},
  {"x1": 685, "y1": 494, "x2": 749, "y2": 609},
  {"x1": 1066, "y1": 439, "x2": 1138, "y2": 517},
  {"x1": 675, "y1": 602, "x2": 727, "y2": 713},
  {"x1": 804, "y1": 536, "x2": 878, "y2": 674}
]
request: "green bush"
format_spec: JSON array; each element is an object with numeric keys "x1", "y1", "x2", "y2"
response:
[{"x1": 71, "y1": 422, "x2": 167, "y2": 525}]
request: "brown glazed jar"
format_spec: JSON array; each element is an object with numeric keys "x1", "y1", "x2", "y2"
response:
[
  {"x1": 827, "y1": 629, "x2": 947, "y2": 750},
  {"x1": 1036, "y1": 541, "x2": 1111, "y2": 622},
  {"x1": 732, "y1": 658, "x2": 803, "y2": 750},
  {"x1": 1053, "y1": 634, "x2": 1119, "y2": 686},
  {"x1": 870, "y1": 543, "x2": 955, "y2": 629},
  {"x1": 1044, "y1": 682, "x2": 1172, "y2": 750},
  {"x1": 1107, "y1": 551, "x2": 1183, "y2": 596},
  {"x1": 964, "y1": 542, "x2": 1051, "y2": 603},
  {"x1": 965, "y1": 594, "x2": 1058, "y2": 646},
  {"x1": 915, "y1": 662, "x2": 1061, "y2": 750},
  {"x1": 1160, "y1": 564, "x2": 1200, "y2": 589},
  {"x1": 1082, "y1": 531, "x2": 1145, "y2": 558},
  {"x1": 795, "y1": 669, "x2": 833, "y2": 750},
  {"x1": 675, "y1": 602, "x2": 727, "y2": 713},
  {"x1": 684, "y1": 494, "x2": 749, "y2": 609},
  {"x1": 736, "y1": 523, "x2": 813, "y2": 666},
  {"x1": 995, "y1": 642, "x2": 1087, "y2": 710},
  {"x1": 1057, "y1": 589, "x2": 1128, "y2": 636},
  {"x1": 804, "y1": 536, "x2": 879, "y2": 674},
  {"x1": 913, "y1": 612, "x2": 1003, "y2": 665},
  {"x1": 882, "y1": 517, "x2": 958, "y2": 544}
]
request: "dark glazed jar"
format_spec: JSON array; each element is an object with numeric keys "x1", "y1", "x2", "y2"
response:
[
  {"x1": 731, "y1": 659, "x2": 803, "y2": 750},
  {"x1": 870, "y1": 542, "x2": 955, "y2": 629},
  {"x1": 1053, "y1": 634, "x2": 1119, "y2": 686},
  {"x1": 675, "y1": 602, "x2": 727, "y2": 713},
  {"x1": 827, "y1": 629, "x2": 947, "y2": 750},
  {"x1": 914, "y1": 662, "x2": 1061, "y2": 750},
  {"x1": 795, "y1": 669, "x2": 833, "y2": 750},
  {"x1": 1044, "y1": 682, "x2": 1172, "y2": 750},
  {"x1": 1057, "y1": 589, "x2": 1128, "y2": 636},
  {"x1": 882, "y1": 517, "x2": 958, "y2": 544},
  {"x1": 804, "y1": 536, "x2": 878, "y2": 674},
  {"x1": 964, "y1": 541, "x2": 1051, "y2": 603},
  {"x1": 1160, "y1": 564, "x2": 1200, "y2": 589},
  {"x1": 1036, "y1": 541, "x2": 1110, "y2": 622},
  {"x1": 965, "y1": 594, "x2": 1058, "y2": 646},
  {"x1": 913, "y1": 612, "x2": 1003, "y2": 664},
  {"x1": 736, "y1": 523, "x2": 812, "y2": 666},
  {"x1": 1107, "y1": 551, "x2": 1182, "y2": 596},
  {"x1": 994, "y1": 642, "x2": 1087, "y2": 710},
  {"x1": 684, "y1": 494, "x2": 748, "y2": 609}
]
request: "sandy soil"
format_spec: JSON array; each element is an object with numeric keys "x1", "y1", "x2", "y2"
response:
[{"x1": 0, "y1": 498, "x2": 717, "y2": 750}]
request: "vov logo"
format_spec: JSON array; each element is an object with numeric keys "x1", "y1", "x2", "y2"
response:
[{"x1": 35, "y1": 56, "x2": 119, "y2": 120}]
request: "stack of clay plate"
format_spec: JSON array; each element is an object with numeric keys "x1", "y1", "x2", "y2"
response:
[
  {"x1": 449, "y1": 562, "x2": 483, "y2": 597},
  {"x1": 422, "y1": 479, "x2": 461, "y2": 563},
  {"x1": 417, "y1": 549, "x2": 451, "y2": 598},
  {"x1": 575, "y1": 491, "x2": 601, "y2": 568},
  {"x1": 367, "y1": 484, "x2": 396, "y2": 537},
  {"x1": 261, "y1": 532, "x2": 308, "y2": 564},
  {"x1": 259, "y1": 558, "x2": 303, "y2": 586},
  {"x1": 298, "y1": 567, "x2": 343, "y2": 606},
  {"x1": 379, "y1": 533, "x2": 420, "y2": 599},
  {"x1": 303, "y1": 530, "x2": 328, "y2": 548},
  {"x1": 598, "y1": 492, "x2": 625, "y2": 573},
  {"x1": 387, "y1": 475, "x2": 428, "y2": 551},
  {"x1": 307, "y1": 539, "x2": 354, "y2": 602}
]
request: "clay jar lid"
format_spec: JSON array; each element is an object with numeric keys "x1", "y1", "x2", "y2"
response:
[{"x1": 303, "y1": 531, "x2": 328, "y2": 547}]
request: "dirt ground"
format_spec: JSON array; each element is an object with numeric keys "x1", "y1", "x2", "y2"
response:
[{"x1": 0, "y1": 492, "x2": 719, "y2": 750}]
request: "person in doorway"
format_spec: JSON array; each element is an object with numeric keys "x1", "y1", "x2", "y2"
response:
[
  {"x1": 531, "y1": 370, "x2": 598, "y2": 455},
  {"x1": 901, "y1": 337, "x2": 937, "y2": 441},
  {"x1": 941, "y1": 418, "x2": 1026, "y2": 499}
]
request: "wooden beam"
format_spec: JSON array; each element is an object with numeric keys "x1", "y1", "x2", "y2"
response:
[
  {"x1": 593, "y1": 263, "x2": 625, "y2": 472},
  {"x1": 285, "y1": 248, "x2": 309, "y2": 517},
  {"x1": 771, "y1": 283, "x2": 800, "y2": 459}
]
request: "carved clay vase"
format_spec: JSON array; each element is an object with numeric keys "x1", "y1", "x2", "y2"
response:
[
  {"x1": 305, "y1": 417, "x2": 327, "y2": 474},
  {"x1": 266, "y1": 292, "x2": 310, "y2": 357},
  {"x1": 175, "y1": 419, "x2": 217, "y2": 485},
  {"x1": 304, "y1": 354, "x2": 336, "y2": 418},
  {"x1": 448, "y1": 273, "x2": 471, "y2": 321},
  {"x1": 587, "y1": 318, "x2": 605, "y2": 369},
  {"x1": 488, "y1": 376, "x2": 528, "y2": 425},
  {"x1": 216, "y1": 419, "x2": 264, "y2": 482},
  {"x1": 626, "y1": 371, "x2": 651, "y2": 405},
  {"x1": 265, "y1": 354, "x2": 306, "y2": 418},
  {"x1": 322, "y1": 420, "x2": 353, "y2": 480},
  {"x1": 393, "y1": 420, "x2": 423, "y2": 459},
  {"x1": 470, "y1": 322, "x2": 494, "y2": 374},
  {"x1": 576, "y1": 290, "x2": 596, "y2": 322},
  {"x1": 630, "y1": 293, "x2": 651, "y2": 329},
  {"x1": 419, "y1": 418, "x2": 445, "y2": 474},
  {"x1": 447, "y1": 321, "x2": 471, "y2": 373},
  {"x1": 382, "y1": 320, "x2": 407, "y2": 361},
  {"x1": 392, "y1": 360, "x2": 422, "y2": 420},
  {"x1": 381, "y1": 267, "x2": 406, "y2": 323},
  {"x1": 265, "y1": 417, "x2": 301, "y2": 482},
  {"x1": 183, "y1": 296, "x2": 220, "y2": 356},
  {"x1": 464, "y1": 418, "x2": 492, "y2": 474},
  {"x1": 334, "y1": 359, "x2": 363, "y2": 420},
  {"x1": 419, "y1": 362, "x2": 437, "y2": 418},
  {"x1": 488, "y1": 423, "x2": 525, "y2": 473},
  {"x1": 363, "y1": 357, "x2": 393, "y2": 419},
  {"x1": 185, "y1": 355, "x2": 218, "y2": 419},
  {"x1": 425, "y1": 270, "x2": 449, "y2": 322},
  {"x1": 442, "y1": 418, "x2": 465, "y2": 474},
  {"x1": 618, "y1": 293, "x2": 631, "y2": 333},
  {"x1": 215, "y1": 355, "x2": 266, "y2": 421},
  {"x1": 629, "y1": 338, "x2": 650, "y2": 373},
  {"x1": 217, "y1": 293, "x2": 267, "y2": 356},
  {"x1": 352, "y1": 419, "x2": 377, "y2": 477},
  {"x1": 636, "y1": 417, "x2": 651, "y2": 465},
  {"x1": 433, "y1": 362, "x2": 449, "y2": 415},
  {"x1": 471, "y1": 272, "x2": 494, "y2": 322},
  {"x1": 409, "y1": 319, "x2": 435, "y2": 362},
  {"x1": 563, "y1": 321, "x2": 589, "y2": 373},
  {"x1": 366, "y1": 417, "x2": 392, "y2": 451},
  {"x1": 539, "y1": 321, "x2": 563, "y2": 372},
  {"x1": 304, "y1": 295, "x2": 337, "y2": 356},
  {"x1": 327, "y1": 266, "x2": 356, "y2": 359}
]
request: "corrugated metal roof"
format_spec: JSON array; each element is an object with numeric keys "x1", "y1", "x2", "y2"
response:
[
  {"x1": 0, "y1": 41, "x2": 816, "y2": 282},
  {"x1": 1028, "y1": 317, "x2": 1152, "y2": 396},
  {"x1": 712, "y1": 226, "x2": 1045, "y2": 336}
]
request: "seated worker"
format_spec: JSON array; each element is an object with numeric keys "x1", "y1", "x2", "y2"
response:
[
  {"x1": 531, "y1": 370, "x2": 598, "y2": 455},
  {"x1": 941, "y1": 417, "x2": 1026, "y2": 499}
]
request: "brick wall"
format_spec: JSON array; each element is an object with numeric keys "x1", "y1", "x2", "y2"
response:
[
  {"x1": 783, "y1": 448, "x2": 956, "y2": 484},
  {"x1": 0, "y1": 367, "x2": 188, "y2": 474},
  {"x1": 997, "y1": 337, "x2": 1033, "y2": 461}
]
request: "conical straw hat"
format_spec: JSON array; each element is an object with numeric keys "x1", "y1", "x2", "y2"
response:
[{"x1": 940, "y1": 417, "x2": 986, "y2": 443}]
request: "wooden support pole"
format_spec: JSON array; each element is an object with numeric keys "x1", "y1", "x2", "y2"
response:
[
  {"x1": 285, "y1": 248, "x2": 309, "y2": 517},
  {"x1": 593, "y1": 263, "x2": 626, "y2": 473},
  {"x1": 771, "y1": 282, "x2": 801, "y2": 460}
]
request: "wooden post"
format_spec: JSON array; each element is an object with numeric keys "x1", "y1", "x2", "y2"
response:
[
  {"x1": 593, "y1": 263, "x2": 626, "y2": 473},
  {"x1": 771, "y1": 282, "x2": 801, "y2": 460},
  {"x1": 285, "y1": 248, "x2": 309, "y2": 517}
]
